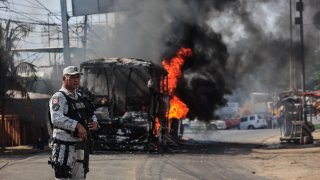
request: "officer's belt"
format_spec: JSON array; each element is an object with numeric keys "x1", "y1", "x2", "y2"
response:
[
  {"x1": 53, "y1": 139, "x2": 86, "y2": 150},
  {"x1": 54, "y1": 127, "x2": 73, "y2": 135}
]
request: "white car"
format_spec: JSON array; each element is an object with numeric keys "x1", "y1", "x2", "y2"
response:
[
  {"x1": 188, "y1": 119, "x2": 207, "y2": 130},
  {"x1": 207, "y1": 120, "x2": 227, "y2": 130},
  {"x1": 183, "y1": 119, "x2": 226, "y2": 130},
  {"x1": 239, "y1": 114, "x2": 267, "y2": 130}
]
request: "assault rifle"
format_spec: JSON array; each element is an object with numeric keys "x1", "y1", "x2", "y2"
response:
[{"x1": 78, "y1": 87, "x2": 96, "y2": 176}]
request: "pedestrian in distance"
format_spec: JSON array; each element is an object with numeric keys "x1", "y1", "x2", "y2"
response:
[{"x1": 48, "y1": 66, "x2": 98, "y2": 180}]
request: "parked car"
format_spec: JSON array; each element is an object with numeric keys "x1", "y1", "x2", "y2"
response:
[
  {"x1": 239, "y1": 114, "x2": 268, "y2": 130},
  {"x1": 224, "y1": 118, "x2": 240, "y2": 129},
  {"x1": 207, "y1": 120, "x2": 227, "y2": 130},
  {"x1": 188, "y1": 119, "x2": 207, "y2": 130}
]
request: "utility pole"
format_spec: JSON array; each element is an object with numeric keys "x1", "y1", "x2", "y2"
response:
[
  {"x1": 297, "y1": 0, "x2": 306, "y2": 95},
  {"x1": 83, "y1": 15, "x2": 88, "y2": 61},
  {"x1": 295, "y1": 0, "x2": 307, "y2": 121},
  {"x1": 60, "y1": 0, "x2": 71, "y2": 66},
  {"x1": 289, "y1": 0, "x2": 294, "y2": 90},
  {"x1": 47, "y1": 13, "x2": 51, "y2": 65},
  {"x1": 295, "y1": 0, "x2": 312, "y2": 144}
]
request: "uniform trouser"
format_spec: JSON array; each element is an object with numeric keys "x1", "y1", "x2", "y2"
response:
[
  {"x1": 55, "y1": 161, "x2": 85, "y2": 180},
  {"x1": 50, "y1": 142, "x2": 85, "y2": 180}
]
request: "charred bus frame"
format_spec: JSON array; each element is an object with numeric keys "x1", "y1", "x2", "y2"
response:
[{"x1": 80, "y1": 57, "x2": 172, "y2": 151}]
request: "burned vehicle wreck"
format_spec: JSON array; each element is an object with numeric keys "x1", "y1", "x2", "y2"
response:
[{"x1": 80, "y1": 57, "x2": 176, "y2": 150}]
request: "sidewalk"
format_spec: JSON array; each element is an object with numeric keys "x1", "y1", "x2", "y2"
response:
[
  {"x1": 257, "y1": 129, "x2": 320, "y2": 152},
  {"x1": 0, "y1": 145, "x2": 48, "y2": 170}
]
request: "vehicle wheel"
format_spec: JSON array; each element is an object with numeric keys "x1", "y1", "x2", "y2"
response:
[
  {"x1": 158, "y1": 127, "x2": 164, "y2": 152},
  {"x1": 170, "y1": 118, "x2": 179, "y2": 139},
  {"x1": 178, "y1": 120, "x2": 184, "y2": 140},
  {"x1": 248, "y1": 125, "x2": 254, "y2": 129}
]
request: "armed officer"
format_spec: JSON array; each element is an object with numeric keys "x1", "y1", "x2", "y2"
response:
[{"x1": 48, "y1": 66, "x2": 98, "y2": 179}]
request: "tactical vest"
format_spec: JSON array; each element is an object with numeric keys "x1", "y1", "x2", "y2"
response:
[
  {"x1": 48, "y1": 91, "x2": 89, "y2": 136},
  {"x1": 60, "y1": 91, "x2": 88, "y2": 125}
]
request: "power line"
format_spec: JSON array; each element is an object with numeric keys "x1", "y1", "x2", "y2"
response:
[
  {"x1": 33, "y1": 0, "x2": 62, "y2": 23},
  {"x1": 23, "y1": 0, "x2": 44, "y2": 9},
  {"x1": 0, "y1": 17, "x2": 59, "y2": 26},
  {"x1": 0, "y1": 8, "x2": 49, "y2": 16},
  {"x1": 3, "y1": 7, "x2": 53, "y2": 25},
  {"x1": 10, "y1": 1, "x2": 47, "y2": 10},
  {"x1": 31, "y1": 0, "x2": 82, "y2": 37},
  {"x1": 19, "y1": 52, "x2": 39, "y2": 61}
]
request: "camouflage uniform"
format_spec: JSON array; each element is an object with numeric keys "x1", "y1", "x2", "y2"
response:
[{"x1": 49, "y1": 87, "x2": 97, "y2": 179}]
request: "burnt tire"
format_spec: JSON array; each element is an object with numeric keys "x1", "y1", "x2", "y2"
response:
[{"x1": 170, "y1": 119, "x2": 179, "y2": 139}]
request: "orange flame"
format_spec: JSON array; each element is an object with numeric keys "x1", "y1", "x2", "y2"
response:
[
  {"x1": 169, "y1": 96, "x2": 189, "y2": 119},
  {"x1": 154, "y1": 117, "x2": 160, "y2": 137},
  {"x1": 162, "y1": 48, "x2": 192, "y2": 94},
  {"x1": 162, "y1": 47, "x2": 192, "y2": 119}
]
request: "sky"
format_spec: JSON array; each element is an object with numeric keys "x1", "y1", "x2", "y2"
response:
[
  {"x1": 0, "y1": 0, "x2": 69, "y2": 30},
  {"x1": 0, "y1": 0, "x2": 122, "y2": 68},
  {"x1": 0, "y1": 0, "x2": 70, "y2": 66}
]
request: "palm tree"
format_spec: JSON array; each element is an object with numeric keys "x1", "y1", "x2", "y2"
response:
[{"x1": 0, "y1": 20, "x2": 37, "y2": 151}]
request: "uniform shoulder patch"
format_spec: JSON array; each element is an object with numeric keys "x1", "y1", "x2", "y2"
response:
[{"x1": 51, "y1": 95, "x2": 60, "y2": 111}]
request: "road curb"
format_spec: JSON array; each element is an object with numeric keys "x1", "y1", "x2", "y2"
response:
[
  {"x1": 0, "y1": 162, "x2": 9, "y2": 170},
  {"x1": 252, "y1": 145, "x2": 320, "y2": 154}
]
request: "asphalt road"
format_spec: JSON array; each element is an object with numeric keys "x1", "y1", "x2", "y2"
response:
[{"x1": 0, "y1": 129, "x2": 280, "y2": 180}]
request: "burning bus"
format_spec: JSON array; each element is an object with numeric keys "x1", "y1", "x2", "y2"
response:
[{"x1": 79, "y1": 57, "x2": 182, "y2": 150}]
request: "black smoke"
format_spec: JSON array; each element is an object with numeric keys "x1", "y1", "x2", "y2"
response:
[
  {"x1": 162, "y1": 20, "x2": 231, "y2": 121},
  {"x1": 159, "y1": 0, "x2": 320, "y2": 121},
  {"x1": 161, "y1": 1, "x2": 235, "y2": 121},
  {"x1": 86, "y1": 0, "x2": 320, "y2": 121}
]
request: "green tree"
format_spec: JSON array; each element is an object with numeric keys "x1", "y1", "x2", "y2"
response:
[{"x1": 0, "y1": 20, "x2": 37, "y2": 151}]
